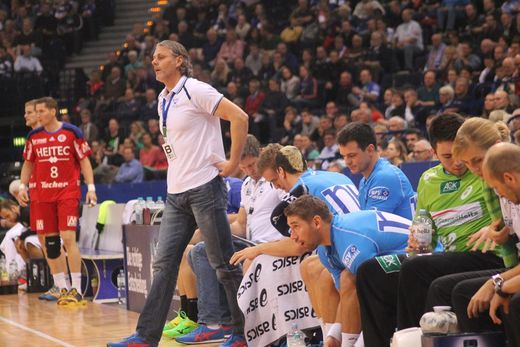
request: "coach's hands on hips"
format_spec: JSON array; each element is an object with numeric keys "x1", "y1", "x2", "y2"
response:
[
  {"x1": 17, "y1": 185, "x2": 29, "y2": 207},
  {"x1": 215, "y1": 160, "x2": 238, "y2": 177},
  {"x1": 86, "y1": 191, "x2": 97, "y2": 207},
  {"x1": 230, "y1": 246, "x2": 261, "y2": 265}
]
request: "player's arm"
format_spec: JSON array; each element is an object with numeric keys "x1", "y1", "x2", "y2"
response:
[
  {"x1": 214, "y1": 97, "x2": 248, "y2": 176},
  {"x1": 230, "y1": 207, "x2": 247, "y2": 238},
  {"x1": 80, "y1": 157, "x2": 97, "y2": 206},
  {"x1": 229, "y1": 237, "x2": 307, "y2": 265},
  {"x1": 18, "y1": 161, "x2": 34, "y2": 207}
]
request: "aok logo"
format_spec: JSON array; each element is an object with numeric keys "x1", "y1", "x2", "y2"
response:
[{"x1": 440, "y1": 180, "x2": 460, "y2": 194}]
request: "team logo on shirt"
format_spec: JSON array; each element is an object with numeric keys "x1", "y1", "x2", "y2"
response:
[
  {"x1": 440, "y1": 180, "x2": 460, "y2": 194},
  {"x1": 342, "y1": 244, "x2": 360, "y2": 270},
  {"x1": 368, "y1": 186, "x2": 390, "y2": 201},
  {"x1": 57, "y1": 134, "x2": 66, "y2": 142}
]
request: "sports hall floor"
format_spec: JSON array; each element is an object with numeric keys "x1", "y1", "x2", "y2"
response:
[{"x1": 0, "y1": 292, "x2": 220, "y2": 347}]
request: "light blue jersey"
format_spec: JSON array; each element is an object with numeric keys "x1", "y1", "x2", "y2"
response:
[
  {"x1": 359, "y1": 158, "x2": 416, "y2": 220},
  {"x1": 293, "y1": 170, "x2": 360, "y2": 215},
  {"x1": 318, "y1": 210, "x2": 411, "y2": 289}
]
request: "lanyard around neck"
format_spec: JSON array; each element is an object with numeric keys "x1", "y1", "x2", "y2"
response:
[{"x1": 162, "y1": 91, "x2": 175, "y2": 135}]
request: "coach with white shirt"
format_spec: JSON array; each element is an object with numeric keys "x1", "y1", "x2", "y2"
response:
[{"x1": 108, "y1": 40, "x2": 248, "y2": 347}]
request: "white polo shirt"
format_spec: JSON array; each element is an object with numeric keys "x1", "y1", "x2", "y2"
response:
[
  {"x1": 158, "y1": 76, "x2": 225, "y2": 194},
  {"x1": 241, "y1": 176, "x2": 286, "y2": 244}
]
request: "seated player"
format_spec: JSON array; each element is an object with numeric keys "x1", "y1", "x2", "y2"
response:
[{"x1": 285, "y1": 195, "x2": 410, "y2": 347}]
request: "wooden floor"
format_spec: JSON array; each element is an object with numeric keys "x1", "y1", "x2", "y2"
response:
[{"x1": 0, "y1": 292, "x2": 220, "y2": 347}]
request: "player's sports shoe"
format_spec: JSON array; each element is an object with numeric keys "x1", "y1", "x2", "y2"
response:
[
  {"x1": 57, "y1": 288, "x2": 86, "y2": 306},
  {"x1": 219, "y1": 333, "x2": 247, "y2": 347},
  {"x1": 162, "y1": 318, "x2": 198, "y2": 339},
  {"x1": 163, "y1": 310, "x2": 188, "y2": 332},
  {"x1": 56, "y1": 288, "x2": 69, "y2": 305},
  {"x1": 176, "y1": 324, "x2": 232, "y2": 344},
  {"x1": 38, "y1": 285, "x2": 61, "y2": 301},
  {"x1": 107, "y1": 332, "x2": 157, "y2": 347}
]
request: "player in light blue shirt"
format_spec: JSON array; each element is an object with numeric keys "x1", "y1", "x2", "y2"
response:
[
  {"x1": 338, "y1": 122, "x2": 416, "y2": 220},
  {"x1": 285, "y1": 195, "x2": 411, "y2": 346}
]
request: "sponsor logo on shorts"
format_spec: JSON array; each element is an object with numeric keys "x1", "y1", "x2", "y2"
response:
[
  {"x1": 376, "y1": 254, "x2": 401, "y2": 273},
  {"x1": 440, "y1": 180, "x2": 460, "y2": 194},
  {"x1": 67, "y1": 216, "x2": 77, "y2": 227},
  {"x1": 36, "y1": 219, "x2": 44, "y2": 230},
  {"x1": 368, "y1": 186, "x2": 390, "y2": 201},
  {"x1": 57, "y1": 134, "x2": 66, "y2": 143},
  {"x1": 431, "y1": 202, "x2": 483, "y2": 228},
  {"x1": 342, "y1": 244, "x2": 360, "y2": 270}
]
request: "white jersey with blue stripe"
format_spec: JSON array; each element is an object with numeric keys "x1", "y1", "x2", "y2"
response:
[
  {"x1": 359, "y1": 158, "x2": 416, "y2": 220},
  {"x1": 318, "y1": 210, "x2": 411, "y2": 289}
]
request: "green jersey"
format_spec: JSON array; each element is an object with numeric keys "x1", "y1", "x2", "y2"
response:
[{"x1": 416, "y1": 164, "x2": 494, "y2": 252}]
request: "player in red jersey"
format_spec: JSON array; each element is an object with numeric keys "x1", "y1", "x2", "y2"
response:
[
  {"x1": 18, "y1": 97, "x2": 97, "y2": 305},
  {"x1": 22, "y1": 99, "x2": 71, "y2": 301}
]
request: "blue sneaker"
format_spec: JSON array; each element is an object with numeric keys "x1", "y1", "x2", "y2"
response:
[
  {"x1": 176, "y1": 325, "x2": 232, "y2": 344},
  {"x1": 219, "y1": 333, "x2": 247, "y2": 347},
  {"x1": 106, "y1": 333, "x2": 157, "y2": 347},
  {"x1": 38, "y1": 285, "x2": 61, "y2": 301}
]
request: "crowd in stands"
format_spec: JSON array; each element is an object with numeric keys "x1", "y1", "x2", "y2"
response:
[
  {"x1": 31, "y1": 0, "x2": 517, "y2": 186},
  {"x1": 0, "y1": 0, "x2": 114, "y2": 111}
]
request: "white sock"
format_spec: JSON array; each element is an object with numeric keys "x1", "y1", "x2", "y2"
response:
[
  {"x1": 71, "y1": 272, "x2": 82, "y2": 294},
  {"x1": 206, "y1": 324, "x2": 220, "y2": 330},
  {"x1": 341, "y1": 333, "x2": 359, "y2": 347},
  {"x1": 52, "y1": 273, "x2": 67, "y2": 290},
  {"x1": 354, "y1": 332, "x2": 364, "y2": 347},
  {"x1": 322, "y1": 322, "x2": 334, "y2": 337}
]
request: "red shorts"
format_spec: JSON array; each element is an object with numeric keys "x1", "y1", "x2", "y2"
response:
[{"x1": 33, "y1": 199, "x2": 80, "y2": 235}]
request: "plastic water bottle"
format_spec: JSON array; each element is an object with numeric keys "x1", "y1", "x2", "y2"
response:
[
  {"x1": 134, "y1": 197, "x2": 145, "y2": 224},
  {"x1": 287, "y1": 323, "x2": 306, "y2": 347},
  {"x1": 145, "y1": 196, "x2": 155, "y2": 211},
  {"x1": 155, "y1": 196, "x2": 165, "y2": 212},
  {"x1": 0, "y1": 256, "x2": 8, "y2": 284},
  {"x1": 117, "y1": 269, "x2": 126, "y2": 305},
  {"x1": 413, "y1": 209, "x2": 433, "y2": 254},
  {"x1": 8, "y1": 259, "x2": 18, "y2": 284}
]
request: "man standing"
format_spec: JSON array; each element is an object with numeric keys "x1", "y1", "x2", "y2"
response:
[
  {"x1": 19, "y1": 97, "x2": 97, "y2": 305},
  {"x1": 108, "y1": 40, "x2": 248, "y2": 347},
  {"x1": 22, "y1": 99, "x2": 70, "y2": 302}
]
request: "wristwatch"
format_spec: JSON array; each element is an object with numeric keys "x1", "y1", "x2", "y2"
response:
[{"x1": 492, "y1": 274, "x2": 511, "y2": 298}]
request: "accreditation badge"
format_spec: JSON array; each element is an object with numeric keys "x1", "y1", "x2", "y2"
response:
[{"x1": 162, "y1": 141, "x2": 176, "y2": 162}]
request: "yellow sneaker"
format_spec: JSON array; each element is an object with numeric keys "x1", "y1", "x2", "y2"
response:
[{"x1": 57, "y1": 288, "x2": 86, "y2": 307}]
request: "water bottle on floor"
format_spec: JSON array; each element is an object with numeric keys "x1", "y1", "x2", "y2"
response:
[
  {"x1": 117, "y1": 269, "x2": 126, "y2": 305},
  {"x1": 8, "y1": 259, "x2": 18, "y2": 284},
  {"x1": 0, "y1": 256, "x2": 8, "y2": 285},
  {"x1": 155, "y1": 196, "x2": 165, "y2": 212},
  {"x1": 287, "y1": 323, "x2": 306, "y2": 346}
]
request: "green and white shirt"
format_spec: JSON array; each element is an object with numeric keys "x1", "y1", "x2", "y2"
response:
[{"x1": 416, "y1": 164, "x2": 495, "y2": 252}]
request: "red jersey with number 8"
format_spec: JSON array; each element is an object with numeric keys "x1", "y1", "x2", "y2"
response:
[{"x1": 23, "y1": 123, "x2": 91, "y2": 202}]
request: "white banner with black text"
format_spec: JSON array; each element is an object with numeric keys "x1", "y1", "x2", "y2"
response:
[{"x1": 237, "y1": 253, "x2": 320, "y2": 347}]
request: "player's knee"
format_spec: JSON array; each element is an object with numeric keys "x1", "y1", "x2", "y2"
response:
[{"x1": 45, "y1": 235, "x2": 61, "y2": 259}]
